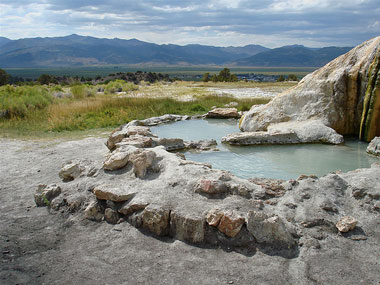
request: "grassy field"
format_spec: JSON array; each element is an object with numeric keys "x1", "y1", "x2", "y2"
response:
[
  {"x1": 5, "y1": 66, "x2": 316, "y2": 80},
  {"x1": 0, "y1": 81, "x2": 297, "y2": 138}
]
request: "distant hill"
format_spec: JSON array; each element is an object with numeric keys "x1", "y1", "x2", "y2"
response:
[
  {"x1": 0, "y1": 34, "x2": 352, "y2": 68},
  {"x1": 235, "y1": 45, "x2": 352, "y2": 67}
]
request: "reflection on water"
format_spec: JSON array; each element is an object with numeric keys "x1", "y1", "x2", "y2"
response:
[{"x1": 151, "y1": 119, "x2": 378, "y2": 180}]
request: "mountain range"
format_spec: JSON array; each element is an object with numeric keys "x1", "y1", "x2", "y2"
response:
[{"x1": 0, "y1": 34, "x2": 352, "y2": 68}]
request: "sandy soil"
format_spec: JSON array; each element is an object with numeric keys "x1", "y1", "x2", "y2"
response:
[{"x1": 1, "y1": 137, "x2": 379, "y2": 285}]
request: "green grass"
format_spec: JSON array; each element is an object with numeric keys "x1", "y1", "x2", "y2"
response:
[{"x1": 0, "y1": 83, "x2": 272, "y2": 138}]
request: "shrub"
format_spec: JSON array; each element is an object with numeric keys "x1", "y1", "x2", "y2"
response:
[
  {"x1": 104, "y1": 80, "x2": 138, "y2": 94},
  {"x1": 0, "y1": 85, "x2": 53, "y2": 118}
]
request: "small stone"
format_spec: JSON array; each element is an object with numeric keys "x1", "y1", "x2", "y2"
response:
[
  {"x1": 195, "y1": 179, "x2": 228, "y2": 195},
  {"x1": 59, "y1": 162, "x2": 82, "y2": 181},
  {"x1": 206, "y1": 209, "x2": 224, "y2": 227},
  {"x1": 336, "y1": 216, "x2": 358, "y2": 232},
  {"x1": 104, "y1": 208, "x2": 120, "y2": 224},
  {"x1": 84, "y1": 201, "x2": 104, "y2": 222},
  {"x1": 34, "y1": 184, "x2": 61, "y2": 207}
]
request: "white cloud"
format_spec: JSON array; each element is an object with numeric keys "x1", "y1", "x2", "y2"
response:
[{"x1": 0, "y1": 0, "x2": 379, "y2": 47}]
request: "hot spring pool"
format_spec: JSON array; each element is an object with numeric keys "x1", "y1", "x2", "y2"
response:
[{"x1": 150, "y1": 119, "x2": 378, "y2": 180}]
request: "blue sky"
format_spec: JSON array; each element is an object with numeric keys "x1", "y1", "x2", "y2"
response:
[{"x1": 0, "y1": 0, "x2": 379, "y2": 47}]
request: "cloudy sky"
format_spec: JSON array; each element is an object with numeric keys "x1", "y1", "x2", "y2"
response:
[{"x1": 0, "y1": 0, "x2": 379, "y2": 47}]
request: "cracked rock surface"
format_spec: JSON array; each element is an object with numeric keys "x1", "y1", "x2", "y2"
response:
[{"x1": 1, "y1": 131, "x2": 380, "y2": 284}]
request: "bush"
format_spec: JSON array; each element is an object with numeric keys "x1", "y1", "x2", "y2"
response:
[
  {"x1": 104, "y1": 80, "x2": 138, "y2": 94},
  {"x1": 70, "y1": 85, "x2": 94, "y2": 99},
  {"x1": 0, "y1": 85, "x2": 53, "y2": 118}
]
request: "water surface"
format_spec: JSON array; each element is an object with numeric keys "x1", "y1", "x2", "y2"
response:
[{"x1": 151, "y1": 119, "x2": 378, "y2": 180}]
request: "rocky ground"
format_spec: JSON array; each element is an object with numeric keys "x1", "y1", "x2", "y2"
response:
[{"x1": 1, "y1": 132, "x2": 380, "y2": 285}]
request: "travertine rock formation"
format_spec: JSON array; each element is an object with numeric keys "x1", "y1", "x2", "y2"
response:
[
  {"x1": 240, "y1": 36, "x2": 380, "y2": 142},
  {"x1": 36, "y1": 118, "x2": 380, "y2": 252}
]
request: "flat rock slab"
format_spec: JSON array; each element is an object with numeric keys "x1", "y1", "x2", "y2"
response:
[{"x1": 222, "y1": 120, "x2": 344, "y2": 145}]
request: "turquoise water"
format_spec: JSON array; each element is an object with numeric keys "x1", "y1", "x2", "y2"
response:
[{"x1": 150, "y1": 119, "x2": 378, "y2": 180}]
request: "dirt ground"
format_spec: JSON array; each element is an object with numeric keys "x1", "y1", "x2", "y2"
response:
[{"x1": 1, "y1": 137, "x2": 379, "y2": 285}]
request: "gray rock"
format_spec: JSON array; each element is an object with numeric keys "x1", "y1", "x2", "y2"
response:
[
  {"x1": 142, "y1": 204, "x2": 170, "y2": 236},
  {"x1": 239, "y1": 37, "x2": 380, "y2": 142},
  {"x1": 104, "y1": 208, "x2": 120, "y2": 224},
  {"x1": 222, "y1": 120, "x2": 343, "y2": 145},
  {"x1": 84, "y1": 201, "x2": 104, "y2": 222},
  {"x1": 34, "y1": 184, "x2": 61, "y2": 207},
  {"x1": 206, "y1": 108, "x2": 240, "y2": 119},
  {"x1": 246, "y1": 211, "x2": 295, "y2": 247},
  {"x1": 336, "y1": 216, "x2": 358, "y2": 232},
  {"x1": 170, "y1": 209, "x2": 205, "y2": 243},
  {"x1": 366, "y1": 137, "x2": 380, "y2": 156}
]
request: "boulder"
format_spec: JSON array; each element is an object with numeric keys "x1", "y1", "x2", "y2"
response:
[
  {"x1": 224, "y1": 119, "x2": 344, "y2": 145},
  {"x1": 206, "y1": 108, "x2": 240, "y2": 119},
  {"x1": 366, "y1": 136, "x2": 380, "y2": 156},
  {"x1": 106, "y1": 125, "x2": 156, "y2": 150},
  {"x1": 239, "y1": 36, "x2": 380, "y2": 142},
  {"x1": 103, "y1": 149, "x2": 130, "y2": 171}
]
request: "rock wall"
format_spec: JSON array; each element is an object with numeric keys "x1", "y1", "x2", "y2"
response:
[{"x1": 240, "y1": 36, "x2": 380, "y2": 142}]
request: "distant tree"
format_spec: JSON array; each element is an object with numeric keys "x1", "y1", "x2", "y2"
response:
[
  {"x1": 37, "y1": 74, "x2": 53, "y2": 85},
  {"x1": 277, "y1": 75, "x2": 285, "y2": 82},
  {"x1": 202, "y1": 72, "x2": 210, "y2": 82},
  {"x1": 287, "y1": 74, "x2": 298, "y2": 81},
  {"x1": 218, "y1": 68, "x2": 232, "y2": 82},
  {"x1": 0, "y1": 69, "x2": 10, "y2": 86},
  {"x1": 211, "y1": 74, "x2": 218, "y2": 82}
]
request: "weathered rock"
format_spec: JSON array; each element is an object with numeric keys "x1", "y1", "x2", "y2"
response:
[
  {"x1": 195, "y1": 179, "x2": 229, "y2": 195},
  {"x1": 239, "y1": 37, "x2": 380, "y2": 142},
  {"x1": 206, "y1": 208, "x2": 224, "y2": 227},
  {"x1": 118, "y1": 197, "x2": 149, "y2": 215},
  {"x1": 59, "y1": 162, "x2": 82, "y2": 181},
  {"x1": 106, "y1": 125, "x2": 155, "y2": 150},
  {"x1": 206, "y1": 108, "x2": 240, "y2": 119},
  {"x1": 104, "y1": 208, "x2": 120, "y2": 224},
  {"x1": 34, "y1": 184, "x2": 61, "y2": 207},
  {"x1": 247, "y1": 211, "x2": 295, "y2": 247},
  {"x1": 129, "y1": 149, "x2": 157, "y2": 178},
  {"x1": 366, "y1": 136, "x2": 380, "y2": 156},
  {"x1": 103, "y1": 149, "x2": 130, "y2": 171},
  {"x1": 170, "y1": 210, "x2": 205, "y2": 243},
  {"x1": 223, "y1": 120, "x2": 343, "y2": 145},
  {"x1": 84, "y1": 201, "x2": 104, "y2": 222},
  {"x1": 336, "y1": 216, "x2": 358, "y2": 232},
  {"x1": 184, "y1": 139, "x2": 218, "y2": 151},
  {"x1": 93, "y1": 185, "x2": 135, "y2": 202},
  {"x1": 153, "y1": 138, "x2": 184, "y2": 151},
  {"x1": 217, "y1": 211, "x2": 245, "y2": 238},
  {"x1": 116, "y1": 135, "x2": 155, "y2": 149},
  {"x1": 141, "y1": 204, "x2": 170, "y2": 236}
]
